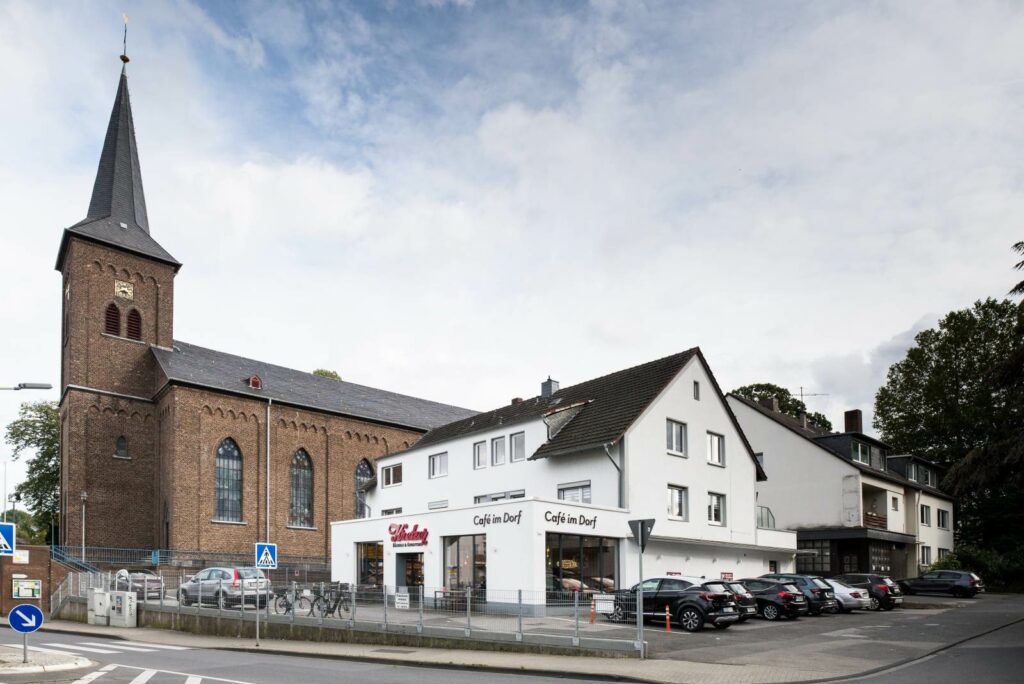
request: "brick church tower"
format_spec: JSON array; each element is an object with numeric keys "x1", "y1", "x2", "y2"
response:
[{"x1": 55, "y1": 61, "x2": 179, "y2": 549}]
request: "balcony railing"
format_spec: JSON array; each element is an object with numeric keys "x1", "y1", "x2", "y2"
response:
[
  {"x1": 863, "y1": 512, "x2": 888, "y2": 529},
  {"x1": 756, "y1": 505, "x2": 776, "y2": 529}
]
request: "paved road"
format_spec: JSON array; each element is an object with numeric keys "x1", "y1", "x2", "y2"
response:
[
  {"x1": 836, "y1": 618, "x2": 1024, "y2": 683},
  {"x1": 0, "y1": 630, "x2": 600, "y2": 684}
]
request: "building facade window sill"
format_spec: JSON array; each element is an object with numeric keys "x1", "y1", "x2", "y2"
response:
[
  {"x1": 100, "y1": 332, "x2": 148, "y2": 346},
  {"x1": 706, "y1": 461, "x2": 726, "y2": 468},
  {"x1": 286, "y1": 525, "x2": 318, "y2": 531},
  {"x1": 112, "y1": 455, "x2": 132, "y2": 461},
  {"x1": 667, "y1": 450, "x2": 687, "y2": 458},
  {"x1": 210, "y1": 519, "x2": 247, "y2": 526},
  {"x1": 667, "y1": 515, "x2": 688, "y2": 522}
]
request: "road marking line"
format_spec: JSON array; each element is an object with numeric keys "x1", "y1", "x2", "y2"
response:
[
  {"x1": 70, "y1": 667, "x2": 115, "y2": 684},
  {"x1": 118, "y1": 641, "x2": 191, "y2": 650},
  {"x1": 185, "y1": 677, "x2": 202, "y2": 684},
  {"x1": 80, "y1": 641, "x2": 159, "y2": 652},
  {"x1": 44, "y1": 642, "x2": 121, "y2": 654},
  {"x1": 109, "y1": 664, "x2": 254, "y2": 683},
  {"x1": 0, "y1": 643, "x2": 78, "y2": 656},
  {"x1": 128, "y1": 670, "x2": 157, "y2": 684}
]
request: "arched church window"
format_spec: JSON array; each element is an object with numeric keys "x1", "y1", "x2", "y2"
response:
[
  {"x1": 126, "y1": 308, "x2": 142, "y2": 340},
  {"x1": 104, "y1": 303, "x2": 121, "y2": 336},
  {"x1": 289, "y1": 449, "x2": 314, "y2": 528},
  {"x1": 355, "y1": 459, "x2": 374, "y2": 519},
  {"x1": 115, "y1": 436, "x2": 128, "y2": 459},
  {"x1": 215, "y1": 438, "x2": 243, "y2": 522}
]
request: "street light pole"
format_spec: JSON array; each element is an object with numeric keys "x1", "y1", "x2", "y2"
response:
[
  {"x1": 0, "y1": 383, "x2": 53, "y2": 391},
  {"x1": 80, "y1": 491, "x2": 88, "y2": 561}
]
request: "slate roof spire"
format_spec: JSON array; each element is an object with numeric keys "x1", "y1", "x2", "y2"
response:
[{"x1": 56, "y1": 59, "x2": 180, "y2": 271}]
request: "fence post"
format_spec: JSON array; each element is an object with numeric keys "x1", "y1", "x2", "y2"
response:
[
  {"x1": 573, "y1": 591, "x2": 580, "y2": 647},
  {"x1": 350, "y1": 585, "x2": 356, "y2": 629},
  {"x1": 465, "y1": 587, "x2": 471, "y2": 637},
  {"x1": 417, "y1": 585, "x2": 424, "y2": 634},
  {"x1": 291, "y1": 581, "x2": 296, "y2": 625},
  {"x1": 218, "y1": 578, "x2": 223, "y2": 632},
  {"x1": 159, "y1": 571, "x2": 164, "y2": 611},
  {"x1": 516, "y1": 589, "x2": 523, "y2": 642},
  {"x1": 318, "y1": 582, "x2": 324, "y2": 626},
  {"x1": 382, "y1": 585, "x2": 388, "y2": 631},
  {"x1": 198, "y1": 573, "x2": 203, "y2": 614},
  {"x1": 177, "y1": 573, "x2": 182, "y2": 624}
]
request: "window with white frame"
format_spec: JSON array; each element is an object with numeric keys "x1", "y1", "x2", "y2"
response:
[
  {"x1": 667, "y1": 485, "x2": 688, "y2": 520},
  {"x1": 382, "y1": 463, "x2": 403, "y2": 487},
  {"x1": 428, "y1": 500, "x2": 448, "y2": 510},
  {"x1": 937, "y1": 509, "x2": 950, "y2": 529},
  {"x1": 382, "y1": 507, "x2": 402, "y2": 516},
  {"x1": 473, "y1": 441, "x2": 487, "y2": 469},
  {"x1": 428, "y1": 452, "x2": 448, "y2": 479},
  {"x1": 920, "y1": 504, "x2": 931, "y2": 526},
  {"x1": 907, "y1": 463, "x2": 918, "y2": 481},
  {"x1": 707, "y1": 492, "x2": 726, "y2": 525},
  {"x1": 558, "y1": 481, "x2": 591, "y2": 504},
  {"x1": 921, "y1": 545, "x2": 932, "y2": 565},
  {"x1": 892, "y1": 496, "x2": 899, "y2": 511},
  {"x1": 706, "y1": 432, "x2": 725, "y2": 466},
  {"x1": 491, "y1": 436, "x2": 506, "y2": 466},
  {"x1": 510, "y1": 432, "x2": 526, "y2": 462},
  {"x1": 666, "y1": 419, "x2": 687, "y2": 455},
  {"x1": 938, "y1": 548, "x2": 950, "y2": 560},
  {"x1": 693, "y1": 381, "x2": 700, "y2": 401},
  {"x1": 474, "y1": 490, "x2": 525, "y2": 503},
  {"x1": 920, "y1": 467, "x2": 934, "y2": 486},
  {"x1": 852, "y1": 441, "x2": 871, "y2": 465}
]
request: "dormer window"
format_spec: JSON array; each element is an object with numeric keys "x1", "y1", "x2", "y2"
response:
[
  {"x1": 247, "y1": 375, "x2": 263, "y2": 390},
  {"x1": 852, "y1": 441, "x2": 871, "y2": 465}
]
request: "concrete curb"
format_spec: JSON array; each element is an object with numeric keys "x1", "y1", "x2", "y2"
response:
[{"x1": 0, "y1": 654, "x2": 94, "y2": 675}]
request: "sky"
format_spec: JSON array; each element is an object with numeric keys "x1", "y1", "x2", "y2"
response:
[{"x1": 1, "y1": 0, "x2": 1021, "y2": 502}]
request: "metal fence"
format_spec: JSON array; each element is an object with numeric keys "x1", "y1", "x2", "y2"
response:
[{"x1": 51, "y1": 571, "x2": 641, "y2": 655}]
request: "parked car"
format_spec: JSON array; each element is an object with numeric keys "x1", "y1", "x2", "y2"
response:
[
  {"x1": 824, "y1": 578, "x2": 871, "y2": 612},
  {"x1": 760, "y1": 573, "x2": 838, "y2": 615},
  {"x1": 832, "y1": 573, "x2": 904, "y2": 610},
  {"x1": 178, "y1": 567, "x2": 272, "y2": 608},
  {"x1": 737, "y1": 577, "x2": 809, "y2": 621},
  {"x1": 724, "y1": 581, "x2": 759, "y2": 622},
  {"x1": 898, "y1": 570, "x2": 985, "y2": 598},
  {"x1": 112, "y1": 568, "x2": 164, "y2": 600},
  {"x1": 609, "y1": 576, "x2": 740, "y2": 632}
]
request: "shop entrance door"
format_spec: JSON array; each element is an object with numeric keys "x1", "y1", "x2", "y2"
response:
[{"x1": 396, "y1": 552, "x2": 424, "y2": 588}]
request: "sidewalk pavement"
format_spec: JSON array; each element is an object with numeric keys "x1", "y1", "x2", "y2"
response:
[
  {"x1": 38, "y1": 619, "x2": 832, "y2": 683},
  {"x1": 0, "y1": 641, "x2": 92, "y2": 675}
]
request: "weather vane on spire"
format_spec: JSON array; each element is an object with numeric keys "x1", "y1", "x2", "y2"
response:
[{"x1": 120, "y1": 13, "x2": 130, "y2": 64}]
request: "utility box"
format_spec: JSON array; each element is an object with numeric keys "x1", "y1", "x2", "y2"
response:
[
  {"x1": 108, "y1": 590, "x2": 137, "y2": 628},
  {"x1": 88, "y1": 588, "x2": 110, "y2": 626}
]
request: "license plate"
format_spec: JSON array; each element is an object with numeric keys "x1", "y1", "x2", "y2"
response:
[
  {"x1": 723, "y1": 606, "x2": 735, "y2": 613},
  {"x1": 894, "y1": 597, "x2": 903, "y2": 604},
  {"x1": 794, "y1": 597, "x2": 805, "y2": 602}
]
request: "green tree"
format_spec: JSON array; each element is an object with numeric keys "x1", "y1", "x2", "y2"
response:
[
  {"x1": 731, "y1": 382, "x2": 833, "y2": 432},
  {"x1": 312, "y1": 368, "x2": 342, "y2": 381},
  {"x1": 1011, "y1": 241, "x2": 1024, "y2": 296},
  {"x1": 4, "y1": 508, "x2": 48, "y2": 545},
  {"x1": 3, "y1": 400, "x2": 59, "y2": 542}
]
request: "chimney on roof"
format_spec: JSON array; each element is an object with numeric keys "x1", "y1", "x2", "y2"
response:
[
  {"x1": 511, "y1": 397, "x2": 523, "y2": 405},
  {"x1": 844, "y1": 409, "x2": 863, "y2": 433},
  {"x1": 800, "y1": 413, "x2": 808, "y2": 429},
  {"x1": 758, "y1": 396, "x2": 780, "y2": 412},
  {"x1": 541, "y1": 377, "x2": 559, "y2": 398}
]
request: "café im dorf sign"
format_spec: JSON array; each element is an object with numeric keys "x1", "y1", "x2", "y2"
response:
[{"x1": 389, "y1": 523, "x2": 429, "y2": 547}]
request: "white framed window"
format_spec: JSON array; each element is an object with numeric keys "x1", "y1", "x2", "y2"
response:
[
  {"x1": 852, "y1": 442, "x2": 871, "y2": 465},
  {"x1": 938, "y1": 548, "x2": 950, "y2": 560},
  {"x1": 921, "y1": 468, "x2": 934, "y2": 486},
  {"x1": 920, "y1": 504, "x2": 931, "y2": 526},
  {"x1": 707, "y1": 492, "x2": 726, "y2": 525},
  {"x1": 475, "y1": 490, "x2": 525, "y2": 503},
  {"x1": 473, "y1": 441, "x2": 487, "y2": 469},
  {"x1": 491, "y1": 436, "x2": 506, "y2": 466},
  {"x1": 382, "y1": 463, "x2": 403, "y2": 487},
  {"x1": 706, "y1": 432, "x2": 725, "y2": 466},
  {"x1": 428, "y1": 500, "x2": 448, "y2": 510},
  {"x1": 382, "y1": 507, "x2": 402, "y2": 516},
  {"x1": 891, "y1": 496, "x2": 899, "y2": 512},
  {"x1": 693, "y1": 381, "x2": 700, "y2": 400},
  {"x1": 907, "y1": 463, "x2": 918, "y2": 481},
  {"x1": 558, "y1": 481, "x2": 591, "y2": 504},
  {"x1": 937, "y1": 509, "x2": 950, "y2": 529},
  {"x1": 921, "y1": 545, "x2": 932, "y2": 565},
  {"x1": 666, "y1": 419, "x2": 687, "y2": 455},
  {"x1": 428, "y1": 452, "x2": 448, "y2": 479},
  {"x1": 510, "y1": 432, "x2": 526, "y2": 462},
  {"x1": 668, "y1": 485, "x2": 688, "y2": 520}
]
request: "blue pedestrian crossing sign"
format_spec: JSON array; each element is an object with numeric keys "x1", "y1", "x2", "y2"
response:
[
  {"x1": 0, "y1": 522, "x2": 15, "y2": 556},
  {"x1": 9, "y1": 604, "x2": 43, "y2": 634},
  {"x1": 255, "y1": 542, "x2": 277, "y2": 569}
]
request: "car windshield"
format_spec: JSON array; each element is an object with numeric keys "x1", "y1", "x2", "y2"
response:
[
  {"x1": 727, "y1": 583, "x2": 748, "y2": 594},
  {"x1": 703, "y1": 582, "x2": 730, "y2": 592},
  {"x1": 812, "y1": 578, "x2": 831, "y2": 589},
  {"x1": 237, "y1": 568, "x2": 265, "y2": 579},
  {"x1": 882, "y1": 577, "x2": 896, "y2": 586},
  {"x1": 783, "y1": 584, "x2": 800, "y2": 593}
]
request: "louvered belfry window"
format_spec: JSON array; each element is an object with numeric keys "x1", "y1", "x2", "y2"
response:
[
  {"x1": 126, "y1": 309, "x2": 142, "y2": 340},
  {"x1": 104, "y1": 303, "x2": 121, "y2": 336}
]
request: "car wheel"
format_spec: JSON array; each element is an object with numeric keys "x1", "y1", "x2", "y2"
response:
[
  {"x1": 762, "y1": 604, "x2": 780, "y2": 621},
  {"x1": 678, "y1": 606, "x2": 704, "y2": 632},
  {"x1": 881, "y1": 602, "x2": 895, "y2": 611},
  {"x1": 609, "y1": 603, "x2": 626, "y2": 623},
  {"x1": 869, "y1": 596, "x2": 880, "y2": 611},
  {"x1": 179, "y1": 590, "x2": 192, "y2": 606},
  {"x1": 216, "y1": 592, "x2": 226, "y2": 610}
]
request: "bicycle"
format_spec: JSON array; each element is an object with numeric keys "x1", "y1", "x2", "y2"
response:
[
  {"x1": 273, "y1": 584, "x2": 312, "y2": 616},
  {"x1": 309, "y1": 583, "x2": 351, "y2": 619}
]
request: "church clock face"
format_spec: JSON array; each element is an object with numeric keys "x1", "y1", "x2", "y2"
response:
[{"x1": 114, "y1": 280, "x2": 134, "y2": 300}]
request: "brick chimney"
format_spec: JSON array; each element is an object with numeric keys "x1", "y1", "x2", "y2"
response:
[
  {"x1": 758, "y1": 396, "x2": 780, "y2": 412},
  {"x1": 511, "y1": 397, "x2": 523, "y2": 405},
  {"x1": 844, "y1": 409, "x2": 863, "y2": 433},
  {"x1": 541, "y1": 377, "x2": 560, "y2": 398}
]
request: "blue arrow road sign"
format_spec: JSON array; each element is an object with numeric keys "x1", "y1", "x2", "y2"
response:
[
  {"x1": 0, "y1": 522, "x2": 15, "y2": 556},
  {"x1": 9, "y1": 604, "x2": 43, "y2": 634},
  {"x1": 255, "y1": 542, "x2": 277, "y2": 569}
]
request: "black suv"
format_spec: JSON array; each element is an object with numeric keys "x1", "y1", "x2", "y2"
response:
[
  {"x1": 898, "y1": 570, "x2": 985, "y2": 598},
  {"x1": 832, "y1": 573, "x2": 904, "y2": 610},
  {"x1": 739, "y1": 577, "x2": 809, "y2": 620},
  {"x1": 761, "y1": 573, "x2": 837, "y2": 615},
  {"x1": 610, "y1": 577, "x2": 740, "y2": 632}
]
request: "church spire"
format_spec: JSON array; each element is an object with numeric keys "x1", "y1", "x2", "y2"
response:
[{"x1": 86, "y1": 62, "x2": 149, "y2": 233}]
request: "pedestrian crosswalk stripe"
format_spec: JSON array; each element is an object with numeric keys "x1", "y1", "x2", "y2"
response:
[
  {"x1": 119, "y1": 640, "x2": 191, "y2": 650},
  {"x1": 80, "y1": 641, "x2": 159, "y2": 652},
  {"x1": 0, "y1": 642, "x2": 77, "y2": 656},
  {"x1": 44, "y1": 642, "x2": 120, "y2": 654},
  {"x1": 127, "y1": 669, "x2": 157, "y2": 684}
]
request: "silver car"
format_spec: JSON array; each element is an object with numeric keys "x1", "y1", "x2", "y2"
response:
[
  {"x1": 178, "y1": 567, "x2": 272, "y2": 608},
  {"x1": 826, "y1": 578, "x2": 871, "y2": 612}
]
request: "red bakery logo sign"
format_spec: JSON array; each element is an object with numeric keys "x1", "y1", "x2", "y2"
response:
[{"x1": 389, "y1": 523, "x2": 429, "y2": 547}]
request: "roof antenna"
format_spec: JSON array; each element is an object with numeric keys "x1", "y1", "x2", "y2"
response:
[{"x1": 120, "y1": 13, "x2": 130, "y2": 64}]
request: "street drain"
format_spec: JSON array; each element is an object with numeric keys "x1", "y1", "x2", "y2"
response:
[{"x1": 372, "y1": 648, "x2": 417, "y2": 654}]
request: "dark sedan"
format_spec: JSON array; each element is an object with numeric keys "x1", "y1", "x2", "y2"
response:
[
  {"x1": 898, "y1": 570, "x2": 984, "y2": 598},
  {"x1": 609, "y1": 576, "x2": 740, "y2": 632},
  {"x1": 739, "y1": 577, "x2": 809, "y2": 620},
  {"x1": 761, "y1": 573, "x2": 838, "y2": 615}
]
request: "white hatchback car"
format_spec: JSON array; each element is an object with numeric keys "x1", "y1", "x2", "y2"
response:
[{"x1": 825, "y1": 578, "x2": 871, "y2": 612}]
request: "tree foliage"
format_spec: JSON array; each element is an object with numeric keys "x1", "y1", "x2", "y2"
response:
[
  {"x1": 731, "y1": 382, "x2": 833, "y2": 432},
  {"x1": 312, "y1": 368, "x2": 342, "y2": 381},
  {"x1": 1011, "y1": 241, "x2": 1024, "y2": 296},
  {"x1": 3, "y1": 400, "x2": 59, "y2": 541}
]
